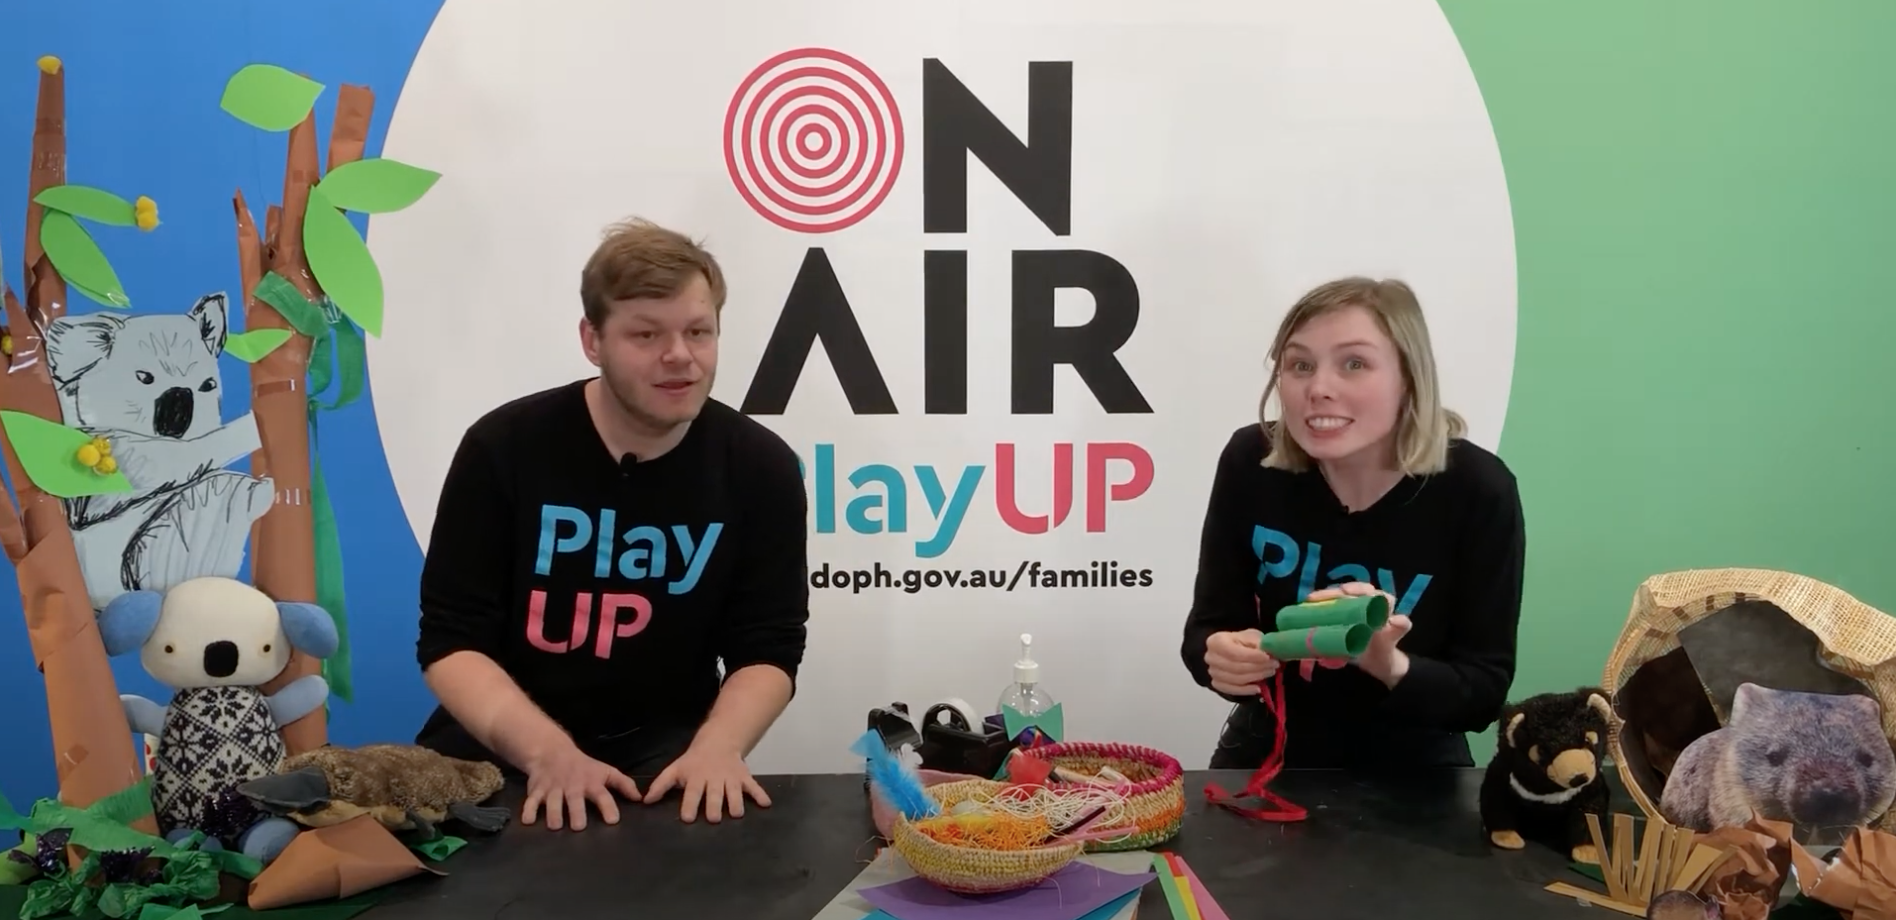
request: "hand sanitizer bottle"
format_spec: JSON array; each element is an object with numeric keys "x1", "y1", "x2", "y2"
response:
[{"x1": 997, "y1": 633, "x2": 1055, "y2": 718}]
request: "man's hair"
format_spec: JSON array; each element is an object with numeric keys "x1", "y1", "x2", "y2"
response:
[
  {"x1": 1258, "y1": 276, "x2": 1466, "y2": 475},
  {"x1": 579, "y1": 217, "x2": 728, "y2": 327}
]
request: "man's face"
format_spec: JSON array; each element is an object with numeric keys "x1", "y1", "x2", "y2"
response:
[{"x1": 580, "y1": 273, "x2": 720, "y2": 435}]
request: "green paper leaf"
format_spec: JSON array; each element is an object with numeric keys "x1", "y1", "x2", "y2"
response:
[
  {"x1": 315, "y1": 158, "x2": 441, "y2": 213},
  {"x1": 1002, "y1": 702, "x2": 1064, "y2": 744},
  {"x1": 0, "y1": 410, "x2": 133, "y2": 499},
  {"x1": 220, "y1": 64, "x2": 324, "y2": 132},
  {"x1": 252, "y1": 271, "x2": 327, "y2": 337},
  {"x1": 39, "y1": 211, "x2": 130, "y2": 308},
  {"x1": 223, "y1": 329, "x2": 292, "y2": 364},
  {"x1": 302, "y1": 185, "x2": 384, "y2": 337},
  {"x1": 409, "y1": 834, "x2": 465, "y2": 862},
  {"x1": 33, "y1": 185, "x2": 136, "y2": 226},
  {"x1": 311, "y1": 453, "x2": 352, "y2": 703}
]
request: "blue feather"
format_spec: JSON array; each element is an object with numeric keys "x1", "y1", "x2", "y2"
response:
[{"x1": 851, "y1": 728, "x2": 940, "y2": 821}]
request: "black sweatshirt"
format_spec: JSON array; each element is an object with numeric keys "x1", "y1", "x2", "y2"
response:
[
  {"x1": 1180, "y1": 422, "x2": 1526, "y2": 769},
  {"x1": 414, "y1": 379, "x2": 810, "y2": 757}
]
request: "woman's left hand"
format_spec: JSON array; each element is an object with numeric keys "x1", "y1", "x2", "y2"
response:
[{"x1": 1305, "y1": 582, "x2": 1412, "y2": 687}]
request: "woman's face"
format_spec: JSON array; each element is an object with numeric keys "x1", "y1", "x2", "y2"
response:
[{"x1": 1276, "y1": 305, "x2": 1408, "y2": 466}]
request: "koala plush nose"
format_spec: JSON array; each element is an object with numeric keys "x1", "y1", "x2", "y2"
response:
[
  {"x1": 202, "y1": 641, "x2": 239, "y2": 679},
  {"x1": 153, "y1": 387, "x2": 195, "y2": 439}
]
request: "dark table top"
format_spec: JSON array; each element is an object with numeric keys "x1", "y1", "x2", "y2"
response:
[{"x1": 371, "y1": 768, "x2": 1611, "y2": 919}]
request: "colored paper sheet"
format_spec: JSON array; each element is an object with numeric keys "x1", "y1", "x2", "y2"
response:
[
  {"x1": 33, "y1": 184, "x2": 135, "y2": 226},
  {"x1": 38, "y1": 210, "x2": 130, "y2": 307},
  {"x1": 1174, "y1": 857, "x2": 1229, "y2": 920},
  {"x1": 1004, "y1": 702, "x2": 1065, "y2": 743},
  {"x1": 314, "y1": 158, "x2": 441, "y2": 214},
  {"x1": 858, "y1": 861, "x2": 1153, "y2": 920},
  {"x1": 1162, "y1": 854, "x2": 1202, "y2": 920},
  {"x1": 1151, "y1": 855, "x2": 1190, "y2": 920},
  {"x1": 220, "y1": 64, "x2": 325, "y2": 132},
  {"x1": 0, "y1": 410, "x2": 132, "y2": 499},
  {"x1": 862, "y1": 892, "x2": 1138, "y2": 920},
  {"x1": 223, "y1": 328, "x2": 292, "y2": 363},
  {"x1": 301, "y1": 185, "x2": 384, "y2": 337}
]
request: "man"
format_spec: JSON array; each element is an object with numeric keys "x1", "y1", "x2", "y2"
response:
[{"x1": 413, "y1": 217, "x2": 810, "y2": 832}]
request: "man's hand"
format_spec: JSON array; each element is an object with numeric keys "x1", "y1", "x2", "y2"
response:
[
  {"x1": 643, "y1": 742, "x2": 772, "y2": 823},
  {"x1": 1204, "y1": 629, "x2": 1276, "y2": 696},
  {"x1": 1305, "y1": 582, "x2": 1412, "y2": 687},
  {"x1": 520, "y1": 743, "x2": 644, "y2": 831}
]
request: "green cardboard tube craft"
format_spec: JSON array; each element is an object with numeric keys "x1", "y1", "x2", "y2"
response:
[{"x1": 1259, "y1": 594, "x2": 1390, "y2": 660}]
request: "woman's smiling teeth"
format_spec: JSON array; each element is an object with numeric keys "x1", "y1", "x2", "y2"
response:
[{"x1": 1307, "y1": 416, "x2": 1351, "y2": 430}]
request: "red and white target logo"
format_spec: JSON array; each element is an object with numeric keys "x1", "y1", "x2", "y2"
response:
[{"x1": 723, "y1": 48, "x2": 905, "y2": 234}]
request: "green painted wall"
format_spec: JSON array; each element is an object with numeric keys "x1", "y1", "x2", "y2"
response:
[{"x1": 1437, "y1": 0, "x2": 1896, "y2": 760}]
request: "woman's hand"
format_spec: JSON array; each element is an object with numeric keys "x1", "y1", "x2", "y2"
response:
[
  {"x1": 1305, "y1": 582, "x2": 1412, "y2": 687},
  {"x1": 1204, "y1": 629, "x2": 1277, "y2": 696}
]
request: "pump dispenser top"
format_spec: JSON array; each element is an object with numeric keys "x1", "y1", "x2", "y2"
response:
[{"x1": 997, "y1": 632, "x2": 1055, "y2": 719}]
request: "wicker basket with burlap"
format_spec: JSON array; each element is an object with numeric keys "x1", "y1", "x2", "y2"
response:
[{"x1": 1603, "y1": 567, "x2": 1896, "y2": 835}]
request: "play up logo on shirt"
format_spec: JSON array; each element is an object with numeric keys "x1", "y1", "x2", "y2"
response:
[{"x1": 362, "y1": 0, "x2": 1517, "y2": 770}]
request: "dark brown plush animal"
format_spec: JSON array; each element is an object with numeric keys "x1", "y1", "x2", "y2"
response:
[
  {"x1": 1660, "y1": 683, "x2": 1896, "y2": 839},
  {"x1": 237, "y1": 743, "x2": 510, "y2": 838},
  {"x1": 1479, "y1": 687, "x2": 1615, "y2": 864}
]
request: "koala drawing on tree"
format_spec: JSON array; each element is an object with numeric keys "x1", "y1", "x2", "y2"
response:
[{"x1": 42, "y1": 292, "x2": 276, "y2": 611}]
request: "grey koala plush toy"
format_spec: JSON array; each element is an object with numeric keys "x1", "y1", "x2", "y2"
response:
[
  {"x1": 1660, "y1": 682, "x2": 1896, "y2": 839},
  {"x1": 99, "y1": 575, "x2": 338, "y2": 864}
]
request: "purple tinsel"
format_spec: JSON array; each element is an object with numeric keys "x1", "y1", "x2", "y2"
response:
[
  {"x1": 96, "y1": 846, "x2": 160, "y2": 885},
  {"x1": 200, "y1": 787, "x2": 264, "y2": 845}
]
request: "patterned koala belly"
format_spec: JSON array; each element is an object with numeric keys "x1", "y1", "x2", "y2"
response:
[{"x1": 151, "y1": 685, "x2": 286, "y2": 838}]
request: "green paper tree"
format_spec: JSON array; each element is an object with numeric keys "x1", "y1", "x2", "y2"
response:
[
  {"x1": 0, "y1": 54, "x2": 156, "y2": 845},
  {"x1": 218, "y1": 62, "x2": 440, "y2": 752}
]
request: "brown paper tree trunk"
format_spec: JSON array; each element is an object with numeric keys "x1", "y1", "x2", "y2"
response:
[
  {"x1": 240, "y1": 84, "x2": 374, "y2": 756},
  {"x1": 0, "y1": 61, "x2": 147, "y2": 825}
]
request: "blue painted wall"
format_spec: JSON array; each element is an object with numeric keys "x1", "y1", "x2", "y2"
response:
[{"x1": 0, "y1": 0, "x2": 447, "y2": 805}]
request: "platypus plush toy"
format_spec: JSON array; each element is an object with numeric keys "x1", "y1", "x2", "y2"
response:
[{"x1": 238, "y1": 743, "x2": 511, "y2": 839}]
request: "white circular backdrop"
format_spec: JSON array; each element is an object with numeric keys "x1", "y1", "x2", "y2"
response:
[{"x1": 366, "y1": 0, "x2": 1517, "y2": 772}]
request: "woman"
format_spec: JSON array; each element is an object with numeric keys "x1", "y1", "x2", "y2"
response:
[{"x1": 1180, "y1": 276, "x2": 1526, "y2": 775}]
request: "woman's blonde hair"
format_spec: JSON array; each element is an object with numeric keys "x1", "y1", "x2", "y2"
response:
[{"x1": 1259, "y1": 276, "x2": 1465, "y2": 475}]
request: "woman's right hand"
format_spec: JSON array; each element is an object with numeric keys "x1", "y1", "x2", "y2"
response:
[{"x1": 1205, "y1": 629, "x2": 1278, "y2": 696}]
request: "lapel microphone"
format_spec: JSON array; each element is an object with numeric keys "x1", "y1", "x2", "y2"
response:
[{"x1": 619, "y1": 453, "x2": 639, "y2": 476}]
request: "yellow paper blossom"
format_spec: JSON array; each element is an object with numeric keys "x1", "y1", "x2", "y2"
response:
[
  {"x1": 96, "y1": 455, "x2": 118, "y2": 475},
  {"x1": 135, "y1": 196, "x2": 159, "y2": 231},
  {"x1": 75, "y1": 443, "x2": 100, "y2": 468},
  {"x1": 37, "y1": 56, "x2": 60, "y2": 75}
]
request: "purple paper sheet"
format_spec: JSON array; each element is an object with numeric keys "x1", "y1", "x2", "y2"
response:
[{"x1": 858, "y1": 862, "x2": 1155, "y2": 920}]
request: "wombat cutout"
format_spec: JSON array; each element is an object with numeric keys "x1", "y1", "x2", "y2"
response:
[
  {"x1": 1659, "y1": 682, "x2": 1896, "y2": 848},
  {"x1": 1615, "y1": 600, "x2": 1886, "y2": 842}
]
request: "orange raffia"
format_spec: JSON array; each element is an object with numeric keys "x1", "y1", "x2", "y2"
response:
[{"x1": 912, "y1": 813, "x2": 1053, "y2": 851}]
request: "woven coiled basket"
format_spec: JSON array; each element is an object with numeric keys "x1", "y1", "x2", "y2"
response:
[
  {"x1": 1013, "y1": 741, "x2": 1185, "y2": 851},
  {"x1": 889, "y1": 778, "x2": 1083, "y2": 894}
]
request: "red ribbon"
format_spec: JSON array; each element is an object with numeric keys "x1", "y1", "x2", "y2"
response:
[{"x1": 1202, "y1": 666, "x2": 1307, "y2": 822}]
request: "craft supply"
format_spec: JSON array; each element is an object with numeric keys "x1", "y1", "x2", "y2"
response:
[
  {"x1": 890, "y1": 777, "x2": 1137, "y2": 893},
  {"x1": 1259, "y1": 594, "x2": 1388, "y2": 660},
  {"x1": 854, "y1": 728, "x2": 942, "y2": 821},
  {"x1": 858, "y1": 860, "x2": 1155, "y2": 920},
  {"x1": 1168, "y1": 854, "x2": 1231, "y2": 920},
  {"x1": 1161, "y1": 853, "x2": 1203, "y2": 920},
  {"x1": 924, "y1": 698, "x2": 984, "y2": 733},
  {"x1": 1204, "y1": 598, "x2": 1315, "y2": 823},
  {"x1": 997, "y1": 633, "x2": 1057, "y2": 719},
  {"x1": 1015, "y1": 741, "x2": 1186, "y2": 851},
  {"x1": 1540, "y1": 812, "x2": 1730, "y2": 917}
]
